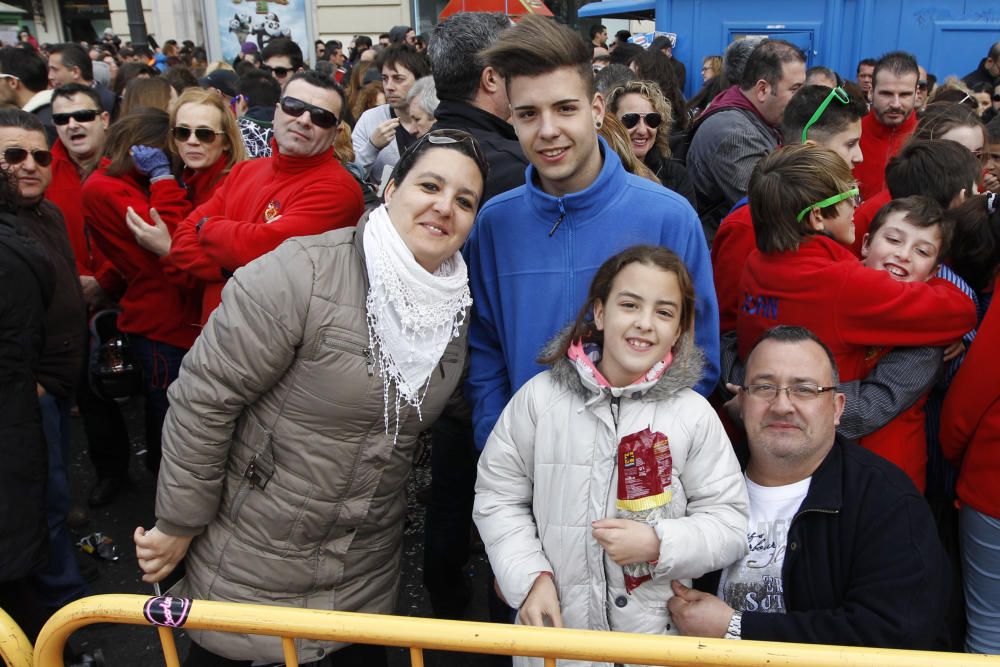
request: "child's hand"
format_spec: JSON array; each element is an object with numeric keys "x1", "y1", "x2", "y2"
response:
[
  {"x1": 943, "y1": 340, "x2": 965, "y2": 362},
  {"x1": 519, "y1": 573, "x2": 563, "y2": 627},
  {"x1": 592, "y1": 518, "x2": 660, "y2": 566}
]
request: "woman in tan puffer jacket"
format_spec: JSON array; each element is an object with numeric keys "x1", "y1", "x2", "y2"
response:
[{"x1": 133, "y1": 130, "x2": 488, "y2": 666}]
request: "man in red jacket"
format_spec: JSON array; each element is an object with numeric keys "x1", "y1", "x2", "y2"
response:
[
  {"x1": 162, "y1": 70, "x2": 364, "y2": 323},
  {"x1": 853, "y1": 51, "x2": 919, "y2": 200},
  {"x1": 46, "y1": 83, "x2": 133, "y2": 506}
]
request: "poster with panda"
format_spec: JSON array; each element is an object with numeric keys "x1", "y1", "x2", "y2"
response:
[{"x1": 207, "y1": 0, "x2": 316, "y2": 64}]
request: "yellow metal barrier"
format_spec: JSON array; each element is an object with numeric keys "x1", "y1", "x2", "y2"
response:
[
  {"x1": 0, "y1": 607, "x2": 33, "y2": 667},
  {"x1": 33, "y1": 594, "x2": 1000, "y2": 667}
]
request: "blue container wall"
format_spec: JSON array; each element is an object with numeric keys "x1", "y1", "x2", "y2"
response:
[{"x1": 655, "y1": 0, "x2": 1000, "y2": 97}]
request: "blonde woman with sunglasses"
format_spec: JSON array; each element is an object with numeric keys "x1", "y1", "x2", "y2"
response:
[{"x1": 606, "y1": 80, "x2": 697, "y2": 209}]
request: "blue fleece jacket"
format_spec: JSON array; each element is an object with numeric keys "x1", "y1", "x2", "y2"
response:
[{"x1": 464, "y1": 138, "x2": 720, "y2": 450}]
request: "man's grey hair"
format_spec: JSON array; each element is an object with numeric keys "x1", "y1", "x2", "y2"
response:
[
  {"x1": 747, "y1": 325, "x2": 840, "y2": 385},
  {"x1": 594, "y1": 63, "x2": 635, "y2": 94},
  {"x1": 428, "y1": 12, "x2": 512, "y2": 103},
  {"x1": 406, "y1": 75, "x2": 439, "y2": 116},
  {"x1": 721, "y1": 35, "x2": 765, "y2": 88}
]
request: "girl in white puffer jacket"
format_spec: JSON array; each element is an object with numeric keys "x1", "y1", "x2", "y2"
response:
[{"x1": 474, "y1": 245, "x2": 749, "y2": 667}]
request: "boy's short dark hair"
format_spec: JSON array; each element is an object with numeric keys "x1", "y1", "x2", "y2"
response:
[
  {"x1": 739, "y1": 39, "x2": 806, "y2": 91},
  {"x1": 868, "y1": 195, "x2": 951, "y2": 259},
  {"x1": 588, "y1": 24, "x2": 606, "y2": 40},
  {"x1": 260, "y1": 38, "x2": 303, "y2": 71},
  {"x1": 945, "y1": 194, "x2": 1000, "y2": 292},
  {"x1": 375, "y1": 43, "x2": 431, "y2": 79},
  {"x1": 51, "y1": 82, "x2": 102, "y2": 109},
  {"x1": 0, "y1": 46, "x2": 47, "y2": 92},
  {"x1": 782, "y1": 84, "x2": 867, "y2": 144},
  {"x1": 482, "y1": 15, "x2": 595, "y2": 97},
  {"x1": 239, "y1": 69, "x2": 280, "y2": 108},
  {"x1": 49, "y1": 43, "x2": 93, "y2": 81},
  {"x1": 885, "y1": 139, "x2": 981, "y2": 209}
]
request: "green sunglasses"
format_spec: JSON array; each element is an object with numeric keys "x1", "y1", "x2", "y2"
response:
[
  {"x1": 801, "y1": 86, "x2": 849, "y2": 144},
  {"x1": 797, "y1": 187, "x2": 861, "y2": 222}
]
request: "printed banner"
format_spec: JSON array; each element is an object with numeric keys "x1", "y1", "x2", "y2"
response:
[{"x1": 214, "y1": 0, "x2": 312, "y2": 63}]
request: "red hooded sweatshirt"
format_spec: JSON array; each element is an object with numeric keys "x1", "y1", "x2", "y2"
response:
[
  {"x1": 737, "y1": 234, "x2": 977, "y2": 383},
  {"x1": 166, "y1": 144, "x2": 364, "y2": 323},
  {"x1": 853, "y1": 111, "x2": 917, "y2": 202},
  {"x1": 713, "y1": 202, "x2": 754, "y2": 333}
]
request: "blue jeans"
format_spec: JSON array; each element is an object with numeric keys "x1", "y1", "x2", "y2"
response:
[
  {"x1": 129, "y1": 335, "x2": 187, "y2": 476},
  {"x1": 961, "y1": 505, "x2": 1000, "y2": 654},
  {"x1": 33, "y1": 392, "x2": 90, "y2": 607}
]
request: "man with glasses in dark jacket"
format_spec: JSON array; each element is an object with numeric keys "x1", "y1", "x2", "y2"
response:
[{"x1": 669, "y1": 326, "x2": 950, "y2": 651}]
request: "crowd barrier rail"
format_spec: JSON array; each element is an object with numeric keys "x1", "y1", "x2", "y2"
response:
[
  {"x1": 0, "y1": 607, "x2": 33, "y2": 667},
  {"x1": 26, "y1": 594, "x2": 1000, "y2": 667}
]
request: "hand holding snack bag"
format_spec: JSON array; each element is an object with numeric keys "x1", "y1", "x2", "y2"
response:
[{"x1": 614, "y1": 427, "x2": 673, "y2": 592}]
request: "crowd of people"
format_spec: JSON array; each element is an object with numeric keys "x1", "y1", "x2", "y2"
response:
[{"x1": 0, "y1": 12, "x2": 999, "y2": 667}]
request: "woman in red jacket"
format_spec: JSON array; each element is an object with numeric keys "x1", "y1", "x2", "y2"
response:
[
  {"x1": 940, "y1": 193, "x2": 1000, "y2": 655},
  {"x1": 83, "y1": 100, "x2": 239, "y2": 476}
]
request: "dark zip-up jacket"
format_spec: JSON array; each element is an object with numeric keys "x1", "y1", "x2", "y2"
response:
[{"x1": 698, "y1": 437, "x2": 950, "y2": 650}]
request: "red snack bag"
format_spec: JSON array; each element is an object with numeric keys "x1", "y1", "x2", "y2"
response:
[{"x1": 615, "y1": 427, "x2": 673, "y2": 592}]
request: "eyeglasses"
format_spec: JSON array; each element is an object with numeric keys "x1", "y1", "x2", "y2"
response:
[
  {"x1": 797, "y1": 186, "x2": 861, "y2": 222},
  {"x1": 917, "y1": 80, "x2": 928, "y2": 90},
  {"x1": 620, "y1": 112, "x2": 663, "y2": 130},
  {"x1": 2, "y1": 147, "x2": 53, "y2": 167},
  {"x1": 391, "y1": 129, "x2": 489, "y2": 181},
  {"x1": 52, "y1": 109, "x2": 101, "y2": 125},
  {"x1": 993, "y1": 94, "x2": 1000, "y2": 102},
  {"x1": 800, "y1": 86, "x2": 849, "y2": 143},
  {"x1": 279, "y1": 96, "x2": 339, "y2": 129},
  {"x1": 0, "y1": 73, "x2": 20, "y2": 81},
  {"x1": 172, "y1": 126, "x2": 225, "y2": 144},
  {"x1": 742, "y1": 383, "x2": 838, "y2": 402},
  {"x1": 262, "y1": 65, "x2": 292, "y2": 78}
]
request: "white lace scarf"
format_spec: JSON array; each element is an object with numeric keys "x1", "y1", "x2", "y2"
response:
[{"x1": 363, "y1": 205, "x2": 472, "y2": 439}]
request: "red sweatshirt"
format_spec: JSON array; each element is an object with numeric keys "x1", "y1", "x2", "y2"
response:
[
  {"x1": 45, "y1": 140, "x2": 125, "y2": 297},
  {"x1": 737, "y1": 234, "x2": 976, "y2": 383},
  {"x1": 941, "y1": 277, "x2": 1000, "y2": 518},
  {"x1": 853, "y1": 111, "x2": 917, "y2": 202},
  {"x1": 713, "y1": 202, "x2": 754, "y2": 333},
  {"x1": 166, "y1": 145, "x2": 364, "y2": 323},
  {"x1": 82, "y1": 165, "x2": 202, "y2": 349}
]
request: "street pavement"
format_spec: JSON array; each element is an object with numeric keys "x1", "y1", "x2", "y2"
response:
[{"x1": 61, "y1": 401, "x2": 498, "y2": 666}]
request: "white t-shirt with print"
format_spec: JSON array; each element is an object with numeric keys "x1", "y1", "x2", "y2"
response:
[{"x1": 717, "y1": 474, "x2": 811, "y2": 614}]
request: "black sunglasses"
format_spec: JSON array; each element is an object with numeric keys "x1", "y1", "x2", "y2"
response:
[
  {"x1": 2, "y1": 147, "x2": 52, "y2": 167},
  {"x1": 279, "y1": 96, "x2": 338, "y2": 129},
  {"x1": 262, "y1": 65, "x2": 292, "y2": 78},
  {"x1": 52, "y1": 109, "x2": 101, "y2": 126},
  {"x1": 620, "y1": 112, "x2": 663, "y2": 130},
  {"x1": 993, "y1": 94, "x2": 1000, "y2": 102},
  {"x1": 172, "y1": 126, "x2": 225, "y2": 144}
]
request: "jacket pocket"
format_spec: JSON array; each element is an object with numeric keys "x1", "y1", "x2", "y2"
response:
[{"x1": 225, "y1": 413, "x2": 319, "y2": 554}]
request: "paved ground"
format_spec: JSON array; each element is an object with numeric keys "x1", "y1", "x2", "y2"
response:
[{"x1": 60, "y1": 401, "x2": 498, "y2": 667}]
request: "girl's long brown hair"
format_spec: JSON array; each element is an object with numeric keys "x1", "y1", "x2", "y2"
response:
[{"x1": 539, "y1": 245, "x2": 696, "y2": 364}]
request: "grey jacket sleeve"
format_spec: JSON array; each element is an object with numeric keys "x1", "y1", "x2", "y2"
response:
[
  {"x1": 155, "y1": 240, "x2": 314, "y2": 536},
  {"x1": 835, "y1": 346, "x2": 943, "y2": 440},
  {"x1": 351, "y1": 106, "x2": 388, "y2": 178}
]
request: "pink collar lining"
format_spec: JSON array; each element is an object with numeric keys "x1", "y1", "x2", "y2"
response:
[{"x1": 566, "y1": 338, "x2": 673, "y2": 389}]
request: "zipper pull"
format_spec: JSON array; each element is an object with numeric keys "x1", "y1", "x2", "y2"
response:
[
  {"x1": 548, "y1": 199, "x2": 567, "y2": 237},
  {"x1": 364, "y1": 347, "x2": 375, "y2": 376},
  {"x1": 610, "y1": 396, "x2": 621, "y2": 429}
]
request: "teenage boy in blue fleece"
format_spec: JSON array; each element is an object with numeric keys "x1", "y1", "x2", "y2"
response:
[{"x1": 465, "y1": 15, "x2": 719, "y2": 450}]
